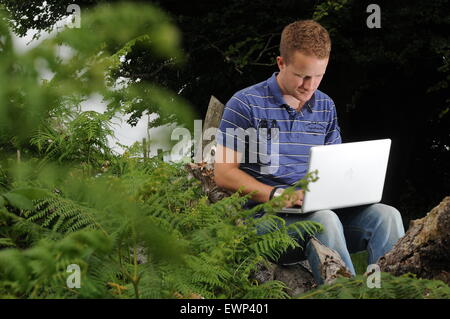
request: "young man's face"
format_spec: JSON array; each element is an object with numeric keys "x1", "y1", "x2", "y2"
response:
[{"x1": 276, "y1": 50, "x2": 329, "y2": 106}]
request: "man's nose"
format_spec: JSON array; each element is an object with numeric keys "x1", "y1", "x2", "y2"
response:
[{"x1": 302, "y1": 77, "x2": 315, "y2": 91}]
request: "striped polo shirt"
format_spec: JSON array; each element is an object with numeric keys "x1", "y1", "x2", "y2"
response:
[{"x1": 217, "y1": 72, "x2": 342, "y2": 190}]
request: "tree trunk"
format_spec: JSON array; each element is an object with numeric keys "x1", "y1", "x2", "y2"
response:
[
  {"x1": 378, "y1": 196, "x2": 450, "y2": 285},
  {"x1": 252, "y1": 237, "x2": 352, "y2": 296},
  {"x1": 193, "y1": 95, "x2": 225, "y2": 163},
  {"x1": 185, "y1": 162, "x2": 233, "y2": 203}
]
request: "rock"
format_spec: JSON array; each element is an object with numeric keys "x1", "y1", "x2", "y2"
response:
[
  {"x1": 253, "y1": 260, "x2": 316, "y2": 297},
  {"x1": 309, "y1": 237, "x2": 353, "y2": 285},
  {"x1": 378, "y1": 196, "x2": 450, "y2": 285},
  {"x1": 253, "y1": 238, "x2": 353, "y2": 296},
  {"x1": 273, "y1": 262, "x2": 316, "y2": 296}
]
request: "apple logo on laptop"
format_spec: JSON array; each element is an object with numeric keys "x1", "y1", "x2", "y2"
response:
[{"x1": 345, "y1": 168, "x2": 354, "y2": 180}]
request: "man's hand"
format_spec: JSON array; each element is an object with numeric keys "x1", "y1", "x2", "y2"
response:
[{"x1": 282, "y1": 189, "x2": 304, "y2": 208}]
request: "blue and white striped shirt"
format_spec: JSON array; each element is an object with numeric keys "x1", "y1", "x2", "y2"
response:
[{"x1": 217, "y1": 72, "x2": 341, "y2": 189}]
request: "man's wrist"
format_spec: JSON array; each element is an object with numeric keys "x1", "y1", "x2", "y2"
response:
[{"x1": 269, "y1": 187, "x2": 284, "y2": 200}]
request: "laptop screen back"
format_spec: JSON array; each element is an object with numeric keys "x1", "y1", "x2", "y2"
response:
[{"x1": 300, "y1": 139, "x2": 392, "y2": 213}]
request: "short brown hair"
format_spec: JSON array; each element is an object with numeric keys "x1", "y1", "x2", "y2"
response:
[{"x1": 280, "y1": 20, "x2": 331, "y2": 62}]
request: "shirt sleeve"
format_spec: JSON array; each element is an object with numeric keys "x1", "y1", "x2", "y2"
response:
[
  {"x1": 216, "y1": 93, "x2": 254, "y2": 152},
  {"x1": 324, "y1": 102, "x2": 342, "y2": 145}
]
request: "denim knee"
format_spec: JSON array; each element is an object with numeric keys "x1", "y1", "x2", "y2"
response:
[
  {"x1": 309, "y1": 210, "x2": 348, "y2": 248},
  {"x1": 361, "y1": 203, "x2": 405, "y2": 264},
  {"x1": 369, "y1": 203, "x2": 404, "y2": 231},
  {"x1": 312, "y1": 210, "x2": 343, "y2": 233}
]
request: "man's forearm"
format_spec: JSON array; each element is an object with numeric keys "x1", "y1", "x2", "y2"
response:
[{"x1": 215, "y1": 167, "x2": 274, "y2": 203}]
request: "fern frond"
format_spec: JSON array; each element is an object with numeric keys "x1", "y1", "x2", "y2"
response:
[{"x1": 29, "y1": 195, "x2": 102, "y2": 234}]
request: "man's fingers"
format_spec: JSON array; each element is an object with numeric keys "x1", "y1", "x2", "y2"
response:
[{"x1": 282, "y1": 192, "x2": 304, "y2": 208}]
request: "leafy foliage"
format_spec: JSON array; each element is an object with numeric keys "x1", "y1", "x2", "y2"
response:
[
  {"x1": 0, "y1": 155, "x2": 326, "y2": 299},
  {"x1": 0, "y1": 229, "x2": 112, "y2": 298},
  {"x1": 298, "y1": 272, "x2": 450, "y2": 299},
  {"x1": 30, "y1": 110, "x2": 115, "y2": 168}
]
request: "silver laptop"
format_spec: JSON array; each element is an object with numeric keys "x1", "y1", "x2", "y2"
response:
[{"x1": 280, "y1": 139, "x2": 391, "y2": 214}]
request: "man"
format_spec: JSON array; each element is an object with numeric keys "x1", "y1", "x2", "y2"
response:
[{"x1": 214, "y1": 20, "x2": 405, "y2": 284}]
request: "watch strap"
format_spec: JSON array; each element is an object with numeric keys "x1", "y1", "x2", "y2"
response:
[{"x1": 269, "y1": 187, "x2": 279, "y2": 200}]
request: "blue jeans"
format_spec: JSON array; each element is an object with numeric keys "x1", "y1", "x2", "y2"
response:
[{"x1": 254, "y1": 203, "x2": 405, "y2": 285}]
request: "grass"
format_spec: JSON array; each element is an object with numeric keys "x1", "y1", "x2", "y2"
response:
[{"x1": 350, "y1": 250, "x2": 369, "y2": 275}]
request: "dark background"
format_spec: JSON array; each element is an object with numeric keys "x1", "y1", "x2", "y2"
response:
[{"x1": 2, "y1": 0, "x2": 449, "y2": 225}]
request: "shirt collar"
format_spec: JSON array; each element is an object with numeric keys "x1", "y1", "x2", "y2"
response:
[{"x1": 267, "y1": 72, "x2": 316, "y2": 112}]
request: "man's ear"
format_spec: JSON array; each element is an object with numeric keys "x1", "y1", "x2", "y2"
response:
[{"x1": 276, "y1": 56, "x2": 285, "y2": 71}]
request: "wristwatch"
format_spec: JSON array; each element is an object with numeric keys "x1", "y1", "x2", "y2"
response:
[{"x1": 269, "y1": 187, "x2": 284, "y2": 200}]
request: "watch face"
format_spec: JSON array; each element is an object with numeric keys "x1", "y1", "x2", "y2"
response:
[{"x1": 274, "y1": 188, "x2": 284, "y2": 197}]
